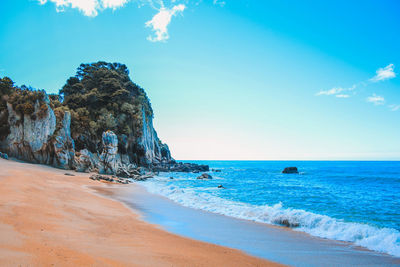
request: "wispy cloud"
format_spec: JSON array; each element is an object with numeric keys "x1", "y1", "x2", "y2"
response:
[
  {"x1": 145, "y1": 4, "x2": 185, "y2": 42},
  {"x1": 389, "y1": 104, "x2": 400, "y2": 111},
  {"x1": 213, "y1": 0, "x2": 226, "y2": 7},
  {"x1": 316, "y1": 87, "x2": 344, "y2": 96},
  {"x1": 316, "y1": 85, "x2": 355, "y2": 97},
  {"x1": 38, "y1": 0, "x2": 214, "y2": 42},
  {"x1": 316, "y1": 64, "x2": 399, "y2": 111},
  {"x1": 366, "y1": 94, "x2": 385, "y2": 105},
  {"x1": 370, "y1": 64, "x2": 396, "y2": 82},
  {"x1": 335, "y1": 94, "x2": 350, "y2": 98},
  {"x1": 38, "y1": 0, "x2": 129, "y2": 17}
]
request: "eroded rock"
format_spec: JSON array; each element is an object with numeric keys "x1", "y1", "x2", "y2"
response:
[
  {"x1": 99, "y1": 131, "x2": 119, "y2": 174},
  {"x1": 53, "y1": 111, "x2": 74, "y2": 169}
]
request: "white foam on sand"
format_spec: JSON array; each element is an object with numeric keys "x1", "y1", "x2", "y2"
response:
[{"x1": 140, "y1": 178, "x2": 400, "y2": 257}]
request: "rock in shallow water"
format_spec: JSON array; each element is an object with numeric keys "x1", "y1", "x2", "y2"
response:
[
  {"x1": 282, "y1": 167, "x2": 299, "y2": 174},
  {"x1": 197, "y1": 173, "x2": 212, "y2": 180}
]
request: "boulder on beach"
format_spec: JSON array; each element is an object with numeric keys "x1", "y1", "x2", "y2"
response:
[
  {"x1": 197, "y1": 173, "x2": 212, "y2": 180},
  {"x1": 282, "y1": 167, "x2": 299, "y2": 174}
]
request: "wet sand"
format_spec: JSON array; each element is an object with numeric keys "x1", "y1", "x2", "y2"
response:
[
  {"x1": 0, "y1": 159, "x2": 281, "y2": 266},
  {"x1": 109, "y1": 180, "x2": 400, "y2": 267}
]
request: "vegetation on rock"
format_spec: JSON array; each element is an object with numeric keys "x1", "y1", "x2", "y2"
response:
[
  {"x1": 0, "y1": 61, "x2": 161, "y2": 165},
  {"x1": 0, "y1": 77, "x2": 48, "y2": 140},
  {"x1": 59, "y1": 61, "x2": 154, "y2": 157}
]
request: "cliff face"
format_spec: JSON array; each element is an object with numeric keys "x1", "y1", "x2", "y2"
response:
[
  {"x1": 5, "y1": 99, "x2": 56, "y2": 164},
  {"x1": 138, "y1": 107, "x2": 172, "y2": 165},
  {"x1": 0, "y1": 94, "x2": 172, "y2": 174},
  {"x1": 0, "y1": 62, "x2": 174, "y2": 174}
]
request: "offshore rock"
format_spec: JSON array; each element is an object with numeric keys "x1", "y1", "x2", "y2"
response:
[{"x1": 282, "y1": 167, "x2": 299, "y2": 174}]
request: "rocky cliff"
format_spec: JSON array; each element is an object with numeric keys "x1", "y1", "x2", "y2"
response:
[{"x1": 0, "y1": 62, "x2": 208, "y2": 175}]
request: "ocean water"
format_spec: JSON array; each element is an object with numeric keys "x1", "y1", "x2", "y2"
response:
[{"x1": 139, "y1": 161, "x2": 400, "y2": 257}]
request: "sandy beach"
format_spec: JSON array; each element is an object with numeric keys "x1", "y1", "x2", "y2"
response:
[{"x1": 0, "y1": 158, "x2": 281, "y2": 266}]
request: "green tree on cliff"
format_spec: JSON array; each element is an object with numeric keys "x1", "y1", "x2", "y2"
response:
[{"x1": 59, "y1": 61, "x2": 153, "y2": 154}]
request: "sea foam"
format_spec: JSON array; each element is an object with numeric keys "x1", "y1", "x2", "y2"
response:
[{"x1": 140, "y1": 177, "x2": 400, "y2": 257}]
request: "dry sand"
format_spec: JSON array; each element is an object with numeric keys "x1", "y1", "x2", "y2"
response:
[{"x1": 0, "y1": 159, "x2": 282, "y2": 266}]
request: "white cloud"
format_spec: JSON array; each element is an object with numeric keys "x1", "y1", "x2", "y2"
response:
[
  {"x1": 366, "y1": 94, "x2": 385, "y2": 105},
  {"x1": 336, "y1": 94, "x2": 350, "y2": 98},
  {"x1": 213, "y1": 0, "x2": 226, "y2": 7},
  {"x1": 145, "y1": 4, "x2": 185, "y2": 42},
  {"x1": 38, "y1": 0, "x2": 129, "y2": 17},
  {"x1": 316, "y1": 84, "x2": 356, "y2": 97},
  {"x1": 389, "y1": 104, "x2": 400, "y2": 111},
  {"x1": 370, "y1": 64, "x2": 396, "y2": 82},
  {"x1": 316, "y1": 87, "x2": 344, "y2": 96},
  {"x1": 38, "y1": 0, "x2": 188, "y2": 41},
  {"x1": 102, "y1": 0, "x2": 129, "y2": 9}
]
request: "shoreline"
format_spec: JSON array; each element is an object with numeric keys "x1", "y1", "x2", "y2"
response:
[
  {"x1": 108, "y1": 176, "x2": 400, "y2": 266},
  {"x1": 0, "y1": 159, "x2": 280, "y2": 266}
]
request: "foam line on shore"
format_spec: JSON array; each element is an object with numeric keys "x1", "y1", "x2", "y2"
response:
[{"x1": 140, "y1": 178, "x2": 400, "y2": 257}]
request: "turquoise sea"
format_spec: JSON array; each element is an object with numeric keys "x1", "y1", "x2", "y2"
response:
[{"x1": 139, "y1": 161, "x2": 400, "y2": 257}]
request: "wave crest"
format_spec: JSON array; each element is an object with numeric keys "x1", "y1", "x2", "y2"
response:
[{"x1": 140, "y1": 180, "x2": 400, "y2": 257}]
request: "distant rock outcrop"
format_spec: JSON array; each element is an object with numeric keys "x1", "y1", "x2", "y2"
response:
[{"x1": 282, "y1": 167, "x2": 299, "y2": 174}]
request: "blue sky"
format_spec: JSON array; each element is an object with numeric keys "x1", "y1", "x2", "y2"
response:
[{"x1": 1, "y1": 0, "x2": 399, "y2": 160}]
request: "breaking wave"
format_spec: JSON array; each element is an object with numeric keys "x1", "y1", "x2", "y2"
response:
[{"x1": 140, "y1": 179, "x2": 400, "y2": 257}]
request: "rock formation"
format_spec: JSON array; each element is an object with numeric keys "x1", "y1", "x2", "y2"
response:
[
  {"x1": 99, "y1": 131, "x2": 119, "y2": 174},
  {"x1": 282, "y1": 167, "x2": 299, "y2": 174},
  {"x1": 53, "y1": 111, "x2": 75, "y2": 169},
  {"x1": 0, "y1": 62, "x2": 208, "y2": 176},
  {"x1": 5, "y1": 99, "x2": 56, "y2": 164},
  {"x1": 197, "y1": 173, "x2": 212, "y2": 179}
]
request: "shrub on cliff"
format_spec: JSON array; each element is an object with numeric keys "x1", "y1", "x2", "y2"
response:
[
  {"x1": 0, "y1": 77, "x2": 50, "y2": 140},
  {"x1": 0, "y1": 77, "x2": 14, "y2": 140}
]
